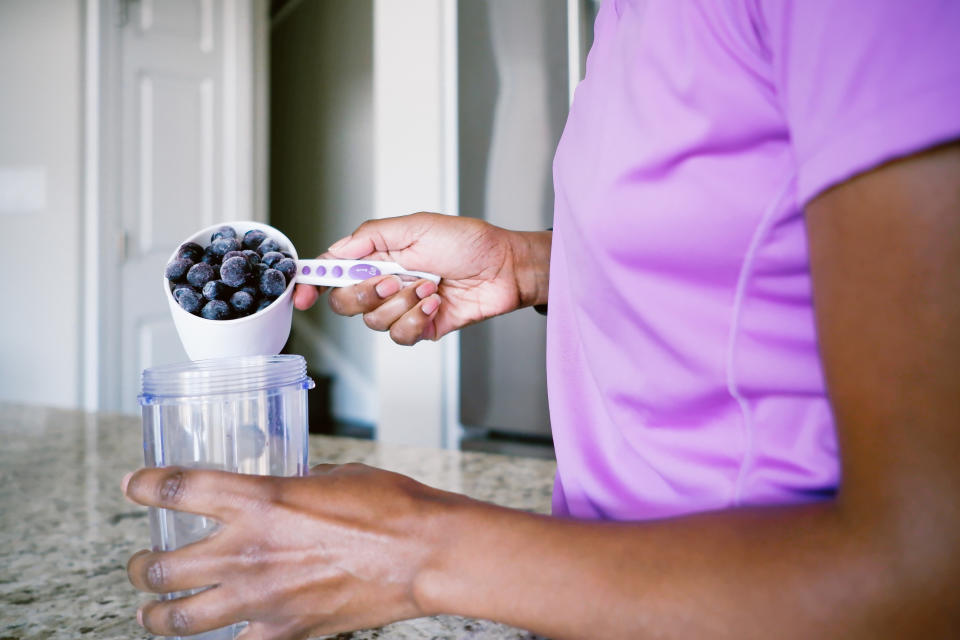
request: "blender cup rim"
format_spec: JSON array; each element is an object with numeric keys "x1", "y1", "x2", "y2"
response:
[{"x1": 140, "y1": 354, "x2": 313, "y2": 400}]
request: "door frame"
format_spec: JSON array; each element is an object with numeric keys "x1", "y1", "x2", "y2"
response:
[{"x1": 82, "y1": 0, "x2": 268, "y2": 411}]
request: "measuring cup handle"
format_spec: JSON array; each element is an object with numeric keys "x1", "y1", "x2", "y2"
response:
[{"x1": 294, "y1": 259, "x2": 440, "y2": 287}]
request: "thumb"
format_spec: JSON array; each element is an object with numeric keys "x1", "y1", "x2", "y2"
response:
[
  {"x1": 326, "y1": 233, "x2": 374, "y2": 259},
  {"x1": 326, "y1": 215, "x2": 426, "y2": 260}
]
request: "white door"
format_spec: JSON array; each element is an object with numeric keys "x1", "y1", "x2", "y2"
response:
[{"x1": 102, "y1": 0, "x2": 257, "y2": 412}]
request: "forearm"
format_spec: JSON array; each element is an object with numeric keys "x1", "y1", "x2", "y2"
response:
[
  {"x1": 507, "y1": 229, "x2": 552, "y2": 309},
  {"x1": 414, "y1": 496, "x2": 956, "y2": 640}
]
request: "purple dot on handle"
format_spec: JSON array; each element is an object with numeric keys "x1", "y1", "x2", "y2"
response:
[
  {"x1": 302, "y1": 265, "x2": 312, "y2": 275},
  {"x1": 317, "y1": 266, "x2": 326, "y2": 276},
  {"x1": 332, "y1": 265, "x2": 343, "y2": 278}
]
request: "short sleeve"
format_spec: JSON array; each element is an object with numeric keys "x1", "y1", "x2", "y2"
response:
[{"x1": 758, "y1": 0, "x2": 960, "y2": 206}]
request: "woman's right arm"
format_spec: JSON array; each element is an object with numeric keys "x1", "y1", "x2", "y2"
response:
[{"x1": 293, "y1": 212, "x2": 551, "y2": 345}]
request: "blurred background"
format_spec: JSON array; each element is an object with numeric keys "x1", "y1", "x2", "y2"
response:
[{"x1": 0, "y1": 0, "x2": 599, "y2": 457}]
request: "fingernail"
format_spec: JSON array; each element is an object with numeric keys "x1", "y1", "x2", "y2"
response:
[
  {"x1": 136, "y1": 606, "x2": 144, "y2": 627},
  {"x1": 421, "y1": 294, "x2": 440, "y2": 315},
  {"x1": 121, "y1": 472, "x2": 133, "y2": 494},
  {"x1": 416, "y1": 281, "x2": 436, "y2": 299},
  {"x1": 328, "y1": 236, "x2": 351, "y2": 251},
  {"x1": 375, "y1": 276, "x2": 402, "y2": 298}
]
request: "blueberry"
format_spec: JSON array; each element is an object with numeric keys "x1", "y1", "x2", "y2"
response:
[
  {"x1": 257, "y1": 237, "x2": 281, "y2": 256},
  {"x1": 176, "y1": 242, "x2": 204, "y2": 263},
  {"x1": 164, "y1": 257, "x2": 193, "y2": 282},
  {"x1": 200, "y1": 299, "x2": 231, "y2": 320},
  {"x1": 256, "y1": 297, "x2": 274, "y2": 312},
  {"x1": 261, "y1": 251, "x2": 284, "y2": 268},
  {"x1": 202, "y1": 279, "x2": 233, "y2": 301},
  {"x1": 210, "y1": 225, "x2": 238, "y2": 242},
  {"x1": 229, "y1": 290, "x2": 256, "y2": 315},
  {"x1": 221, "y1": 255, "x2": 251, "y2": 288},
  {"x1": 281, "y1": 251, "x2": 294, "y2": 260},
  {"x1": 186, "y1": 262, "x2": 216, "y2": 288},
  {"x1": 222, "y1": 250, "x2": 245, "y2": 263},
  {"x1": 201, "y1": 245, "x2": 221, "y2": 265},
  {"x1": 242, "y1": 229, "x2": 267, "y2": 250},
  {"x1": 275, "y1": 258, "x2": 297, "y2": 282},
  {"x1": 241, "y1": 249, "x2": 260, "y2": 267},
  {"x1": 259, "y1": 268, "x2": 287, "y2": 298},
  {"x1": 175, "y1": 287, "x2": 204, "y2": 315},
  {"x1": 211, "y1": 236, "x2": 241, "y2": 257},
  {"x1": 241, "y1": 285, "x2": 258, "y2": 298},
  {"x1": 173, "y1": 284, "x2": 199, "y2": 300}
]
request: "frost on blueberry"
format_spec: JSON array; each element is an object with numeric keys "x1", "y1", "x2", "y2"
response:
[
  {"x1": 211, "y1": 226, "x2": 238, "y2": 242},
  {"x1": 202, "y1": 279, "x2": 233, "y2": 301},
  {"x1": 241, "y1": 249, "x2": 261, "y2": 267},
  {"x1": 165, "y1": 257, "x2": 193, "y2": 282},
  {"x1": 259, "y1": 268, "x2": 287, "y2": 298},
  {"x1": 186, "y1": 262, "x2": 216, "y2": 288},
  {"x1": 275, "y1": 258, "x2": 297, "y2": 282},
  {"x1": 221, "y1": 256, "x2": 251, "y2": 288},
  {"x1": 222, "y1": 250, "x2": 245, "y2": 264},
  {"x1": 211, "y1": 236, "x2": 241, "y2": 257},
  {"x1": 175, "y1": 287, "x2": 204, "y2": 315},
  {"x1": 261, "y1": 251, "x2": 284, "y2": 268},
  {"x1": 243, "y1": 229, "x2": 267, "y2": 250},
  {"x1": 200, "y1": 299, "x2": 231, "y2": 320},
  {"x1": 257, "y1": 238, "x2": 281, "y2": 256}
]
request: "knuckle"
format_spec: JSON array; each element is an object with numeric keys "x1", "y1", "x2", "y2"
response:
[
  {"x1": 327, "y1": 292, "x2": 350, "y2": 316},
  {"x1": 158, "y1": 470, "x2": 187, "y2": 506},
  {"x1": 168, "y1": 607, "x2": 191, "y2": 635},
  {"x1": 145, "y1": 558, "x2": 169, "y2": 590},
  {"x1": 354, "y1": 285, "x2": 371, "y2": 307},
  {"x1": 238, "y1": 542, "x2": 266, "y2": 567}
]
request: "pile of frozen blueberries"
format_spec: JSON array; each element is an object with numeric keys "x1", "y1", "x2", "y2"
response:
[{"x1": 165, "y1": 226, "x2": 297, "y2": 320}]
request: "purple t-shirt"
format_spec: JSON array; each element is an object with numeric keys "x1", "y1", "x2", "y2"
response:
[{"x1": 548, "y1": 0, "x2": 960, "y2": 520}]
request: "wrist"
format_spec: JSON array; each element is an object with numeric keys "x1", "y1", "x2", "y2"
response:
[{"x1": 508, "y1": 229, "x2": 552, "y2": 309}]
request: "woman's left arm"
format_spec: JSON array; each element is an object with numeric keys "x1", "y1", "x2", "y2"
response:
[{"x1": 124, "y1": 144, "x2": 960, "y2": 639}]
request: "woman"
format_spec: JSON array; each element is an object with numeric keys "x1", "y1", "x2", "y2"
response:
[{"x1": 124, "y1": 1, "x2": 960, "y2": 637}]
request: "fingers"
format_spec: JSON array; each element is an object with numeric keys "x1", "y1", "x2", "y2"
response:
[
  {"x1": 327, "y1": 274, "x2": 402, "y2": 317},
  {"x1": 127, "y1": 540, "x2": 225, "y2": 594},
  {"x1": 360, "y1": 282, "x2": 429, "y2": 332},
  {"x1": 123, "y1": 467, "x2": 278, "y2": 521},
  {"x1": 292, "y1": 283, "x2": 320, "y2": 310},
  {"x1": 389, "y1": 295, "x2": 441, "y2": 345},
  {"x1": 138, "y1": 585, "x2": 241, "y2": 637}
]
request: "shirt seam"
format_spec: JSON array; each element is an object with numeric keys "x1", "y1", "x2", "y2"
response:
[{"x1": 726, "y1": 172, "x2": 796, "y2": 506}]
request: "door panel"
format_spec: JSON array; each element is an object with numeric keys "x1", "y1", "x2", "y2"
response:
[
  {"x1": 117, "y1": 0, "x2": 226, "y2": 412},
  {"x1": 139, "y1": 0, "x2": 214, "y2": 50},
  {"x1": 137, "y1": 73, "x2": 215, "y2": 252}
]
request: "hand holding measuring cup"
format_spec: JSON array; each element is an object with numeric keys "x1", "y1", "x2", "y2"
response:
[
  {"x1": 295, "y1": 212, "x2": 553, "y2": 345},
  {"x1": 165, "y1": 220, "x2": 440, "y2": 360}
]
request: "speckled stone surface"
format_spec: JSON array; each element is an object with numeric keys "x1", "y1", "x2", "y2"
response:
[{"x1": 0, "y1": 404, "x2": 556, "y2": 639}]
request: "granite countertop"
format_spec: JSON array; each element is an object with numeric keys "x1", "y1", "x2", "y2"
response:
[{"x1": 0, "y1": 403, "x2": 556, "y2": 639}]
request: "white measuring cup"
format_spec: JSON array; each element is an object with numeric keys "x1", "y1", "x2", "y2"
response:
[{"x1": 165, "y1": 220, "x2": 439, "y2": 361}]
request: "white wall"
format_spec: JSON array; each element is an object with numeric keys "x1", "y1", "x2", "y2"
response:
[{"x1": 0, "y1": 1, "x2": 83, "y2": 407}]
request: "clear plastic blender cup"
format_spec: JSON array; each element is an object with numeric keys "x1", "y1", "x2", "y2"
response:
[{"x1": 138, "y1": 355, "x2": 314, "y2": 640}]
